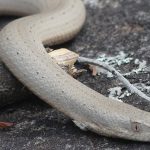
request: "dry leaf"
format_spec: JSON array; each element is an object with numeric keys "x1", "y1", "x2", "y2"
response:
[
  {"x1": 0, "y1": 122, "x2": 14, "y2": 128},
  {"x1": 68, "y1": 66, "x2": 86, "y2": 78},
  {"x1": 48, "y1": 48, "x2": 79, "y2": 66},
  {"x1": 89, "y1": 65, "x2": 97, "y2": 76}
]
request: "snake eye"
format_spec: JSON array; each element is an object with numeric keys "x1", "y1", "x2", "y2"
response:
[
  {"x1": 131, "y1": 122, "x2": 141, "y2": 132},
  {"x1": 131, "y1": 120, "x2": 150, "y2": 134}
]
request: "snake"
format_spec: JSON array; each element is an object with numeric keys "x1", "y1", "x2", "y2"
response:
[{"x1": 0, "y1": 0, "x2": 150, "y2": 142}]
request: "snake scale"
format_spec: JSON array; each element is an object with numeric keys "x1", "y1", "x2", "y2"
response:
[{"x1": 0, "y1": 0, "x2": 150, "y2": 142}]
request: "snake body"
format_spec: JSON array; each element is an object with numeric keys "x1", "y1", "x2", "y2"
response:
[{"x1": 0, "y1": 0, "x2": 150, "y2": 142}]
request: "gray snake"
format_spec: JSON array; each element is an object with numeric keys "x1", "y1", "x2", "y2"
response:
[{"x1": 0, "y1": 0, "x2": 150, "y2": 142}]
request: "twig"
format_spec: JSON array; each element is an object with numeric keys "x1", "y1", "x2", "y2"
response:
[{"x1": 78, "y1": 56, "x2": 150, "y2": 102}]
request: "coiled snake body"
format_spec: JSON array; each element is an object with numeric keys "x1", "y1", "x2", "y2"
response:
[{"x1": 0, "y1": 0, "x2": 150, "y2": 142}]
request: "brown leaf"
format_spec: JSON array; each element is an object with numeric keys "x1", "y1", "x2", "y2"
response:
[
  {"x1": 68, "y1": 67, "x2": 86, "y2": 78},
  {"x1": 89, "y1": 65, "x2": 97, "y2": 76},
  {"x1": 0, "y1": 122, "x2": 14, "y2": 128},
  {"x1": 48, "y1": 48, "x2": 79, "y2": 66}
]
